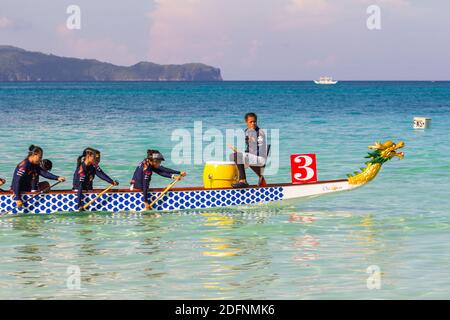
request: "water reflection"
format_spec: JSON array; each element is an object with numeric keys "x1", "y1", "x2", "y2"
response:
[
  {"x1": 11, "y1": 218, "x2": 48, "y2": 264},
  {"x1": 0, "y1": 207, "x2": 415, "y2": 299},
  {"x1": 4, "y1": 217, "x2": 50, "y2": 291},
  {"x1": 287, "y1": 213, "x2": 320, "y2": 265},
  {"x1": 139, "y1": 216, "x2": 168, "y2": 280},
  {"x1": 198, "y1": 213, "x2": 239, "y2": 297},
  {"x1": 201, "y1": 214, "x2": 240, "y2": 258},
  {"x1": 288, "y1": 213, "x2": 316, "y2": 224},
  {"x1": 347, "y1": 214, "x2": 380, "y2": 246},
  {"x1": 198, "y1": 211, "x2": 283, "y2": 299}
]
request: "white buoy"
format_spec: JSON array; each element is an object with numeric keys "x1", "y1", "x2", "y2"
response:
[{"x1": 413, "y1": 117, "x2": 431, "y2": 129}]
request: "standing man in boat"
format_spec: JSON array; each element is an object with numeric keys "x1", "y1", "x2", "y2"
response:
[
  {"x1": 230, "y1": 112, "x2": 268, "y2": 188},
  {"x1": 130, "y1": 150, "x2": 186, "y2": 210},
  {"x1": 73, "y1": 147, "x2": 119, "y2": 211},
  {"x1": 11, "y1": 145, "x2": 66, "y2": 208}
]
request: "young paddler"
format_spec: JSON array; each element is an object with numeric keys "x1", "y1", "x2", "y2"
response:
[
  {"x1": 130, "y1": 150, "x2": 186, "y2": 210},
  {"x1": 73, "y1": 148, "x2": 119, "y2": 211},
  {"x1": 31, "y1": 159, "x2": 54, "y2": 192},
  {"x1": 0, "y1": 177, "x2": 6, "y2": 191},
  {"x1": 11, "y1": 145, "x2": 66, "y2": 208}
]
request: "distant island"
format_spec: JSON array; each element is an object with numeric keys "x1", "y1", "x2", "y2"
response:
[{"x1": 0, "y1": 45, "x2": 222, "y2": 81}]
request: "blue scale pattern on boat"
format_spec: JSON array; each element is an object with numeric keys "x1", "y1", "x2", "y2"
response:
[{"x1": 0, "y1": 187, "x2": 284, "y2": 215}]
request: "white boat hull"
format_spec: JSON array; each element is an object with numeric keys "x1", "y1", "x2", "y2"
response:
[{"x1": 314, "y1": 80, "x2": 338, "y2": 85}]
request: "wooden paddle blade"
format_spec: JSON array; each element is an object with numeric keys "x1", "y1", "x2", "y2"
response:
[
  {"x1": 147, "y1": 178, "x2": 181, "y2": 210},
  {"x1": 83, "y1": 184, "x2": 114, "y2": 210}
]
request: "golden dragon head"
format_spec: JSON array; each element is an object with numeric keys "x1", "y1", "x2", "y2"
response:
[
  {"x1": 348, "y1": 140, "x2": 405, "y2": 185},
  {"x1": 368, "y1": 140, "x2": 405, "y2": 161}
]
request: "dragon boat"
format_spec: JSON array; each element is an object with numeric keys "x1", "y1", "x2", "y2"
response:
[{"x1": 0, "y1": 141, "x2": 404, "y2": 216}]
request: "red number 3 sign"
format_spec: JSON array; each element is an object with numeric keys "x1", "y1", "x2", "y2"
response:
[{"x1": 290, "y1": 154, "x2": 318, "y2": 184}]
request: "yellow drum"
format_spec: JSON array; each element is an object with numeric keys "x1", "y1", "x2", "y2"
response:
[{"x1": 203, "y1": 161, "x2": 238, "y2": 189}]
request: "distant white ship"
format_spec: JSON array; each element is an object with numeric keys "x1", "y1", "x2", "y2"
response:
[{"x1": 314, "y1": 76, "x2": 338, "y2": 85}]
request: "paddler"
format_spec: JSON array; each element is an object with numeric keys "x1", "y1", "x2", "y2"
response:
[
  {"x1": 130, "y1": 150, "x2": 186, "y2": 210},
  {"x1": 31, "y1": 159, "x2": 54, "y2": 192},
  {"x1": 0, "y1": 177, "x2": 6, "y2": 191},
  {"x1": 72, "y1": 148, "x2": 119, "y2": 211},
  {"x1": 230, "y1": 112, "x2": 268, "y2": 188},
  {"x1": 11, "y1": 145, "x2": 66, "y2": 208}
]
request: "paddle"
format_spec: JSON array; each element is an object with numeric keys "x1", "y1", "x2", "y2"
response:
[
  {"x1": 0, "y1": 180, "x2": 63, "y2": 217},
  {"x1": 227, "y1": 143, "x2": 238, "y2": 153},
  {"x1": 146, "y1": 176, "x2": 181, "y2": 211},
  {"x1": 82, "y1": 184, "x2": 115, "y2": 210}
]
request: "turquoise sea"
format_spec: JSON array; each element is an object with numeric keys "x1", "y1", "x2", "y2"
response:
[{"x1": 0, "y1": 81, "x2": 449, "y2": 299}]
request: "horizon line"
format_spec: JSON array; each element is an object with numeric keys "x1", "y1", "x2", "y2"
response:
[{"x1": 1, "y1": 80, "x2": 449, "y2": 83}]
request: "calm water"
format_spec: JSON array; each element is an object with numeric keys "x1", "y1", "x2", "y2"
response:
[{"x1": 0, "y1": 81, "x2": 449, "y2": 299}]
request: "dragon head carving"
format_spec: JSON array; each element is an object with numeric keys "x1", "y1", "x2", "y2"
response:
[
  {"x1": 367, "y1": 140, "x2": 405, "y2": 163},
  {"x1": 348, "y1": 140, "x2": 405, "y2": 185}
]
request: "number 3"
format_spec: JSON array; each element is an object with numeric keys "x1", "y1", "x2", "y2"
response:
[{"x1": 293, "y1": 155, "x2": 315, "y2": 181}]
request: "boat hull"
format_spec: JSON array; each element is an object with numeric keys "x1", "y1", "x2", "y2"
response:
[
  {"x1": 0, "y1": 179, "x2": 356, "y2": 215},
  {"x1": 314, "y1": 81, "x2": 338, "y2": 84}
]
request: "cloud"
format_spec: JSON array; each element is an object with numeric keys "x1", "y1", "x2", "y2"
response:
[
  {"x1": 357, "y1": 0, "x2": 410, "y2": 8},
  {"x1": 272, "y1": 0, "x2": 338, "y2": 30},
  {"x1": 0, "y1": 16, "x2": 32, "y2": 31},
  {"x1": 0, "y1": 16, "x2": 14, "y2": 29},
  {"x1": 147, "y1": 0, "x2": 291, "y2": 72},
  {"x1": 147, "y1": 0, "x2": 233, "y2": 65},
  {"x1": 146, "y1": 0, "x2": 343, "y2": 66},
  {"x1": 55, "y1": 24, "x2": 137, "y2": 66},
  {"x1": 306, "y1": 55, "x2": 337, "y2": 68},
  {"x1": 273, "y1": 0, "x2": 411, "y2": 29},
  {"x1": 145, "y1": 0, "x2": 442, "y2": 80}
]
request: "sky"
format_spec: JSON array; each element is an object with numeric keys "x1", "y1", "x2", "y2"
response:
[{"x1": 0, "y1": 0, "x2": 449, "y2": 80}]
